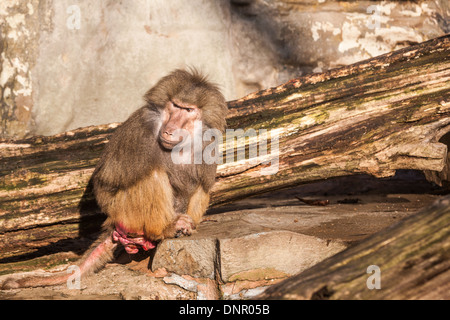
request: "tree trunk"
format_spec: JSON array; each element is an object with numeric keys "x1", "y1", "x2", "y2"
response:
[
  {"x1": 1, "y1": 35, "x2": 449, "y2": 273},
  {"x1": 258, "y1": 195, "x2": 450, "y2": 300}
]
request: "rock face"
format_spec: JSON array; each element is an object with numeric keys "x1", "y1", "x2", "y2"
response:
[
  {"x1": 150, "y1": 190, "x2": 429, "y2": 299},
  {"x1": 153, "y1": 226, "x2": 346, "y2": 283},
  {"x1": 1, "y1": 0, "x2": 448, "y2": 138},
  {"x1": 219, "y1": 231, "x2": 345, "y2": 282},
  {"x1": 1, "y1": 0, "x2": 235, "y2": 138}
]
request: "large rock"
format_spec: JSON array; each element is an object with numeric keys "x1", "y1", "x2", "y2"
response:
[
  {"x1": 153, "y1": 227, "x2": 346, "y2": 282},
  {"x1": 151, "y1": 192, "x2": 433, "y2": 283},
  {"x1": 219, "y1": 230, "x2": 346, "y2": 282},
  {"x1": 152, "y1": 238, "x2": 218, "y2": 279}
]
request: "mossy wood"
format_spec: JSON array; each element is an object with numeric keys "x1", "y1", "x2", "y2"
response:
[{"x1": 0, "y1": 35, "x2": 449, "y2": 274}]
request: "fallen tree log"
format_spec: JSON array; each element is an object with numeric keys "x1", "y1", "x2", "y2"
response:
[
  {"x1": 258, "y1": 195, "x2": 450, "y2": 300},
  {"x1": 0, "y1": 35, "x2": 449, "y2": 273}
]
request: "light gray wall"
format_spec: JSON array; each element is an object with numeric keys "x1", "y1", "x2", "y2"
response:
[{"x1": 1, "y1": 0, "x2": 448, "y2": 138}]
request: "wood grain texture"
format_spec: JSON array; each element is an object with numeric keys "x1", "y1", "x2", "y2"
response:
[
  {"x1": 1, "y1": 35, "x2": 449, "y2": 273},
  {"x1": 258, "y1": 195, "x2": 450, "y2": 300}
]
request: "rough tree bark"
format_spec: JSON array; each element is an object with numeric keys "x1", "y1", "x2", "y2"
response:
[
  {"x1": 0, "y1": 35, "x2": 449, "y2": 274},
  {"x1": 258, "y1": 195, "x2": 450, "y2": 300}
]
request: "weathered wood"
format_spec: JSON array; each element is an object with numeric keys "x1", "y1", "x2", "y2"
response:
[
  {"x1": 0, "y1": 35, "x2": 449, "y2": 273},
  {"x1": 258, "y1": 195, "x2": 450, "y2": 300}
]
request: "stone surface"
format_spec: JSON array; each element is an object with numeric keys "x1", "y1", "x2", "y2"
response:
[
  {"x1": 0, "y1": 172, "x2": 447, "y2": 299},
  {"x1": 0, "y1": 0, "x2": 40, "y2": 138},
  {"x1": 219, "y1": 231, "x2": 346, "y2": 282},
  {"x1": 220, "y1": 278, "x2": 283, "y2": 299},
  {"x1": 1, "y1": 0, "x2": 448, "y2": 138},
  {"x1": 0, "y1": 264, "x2": 195, "y2": 300},
  {"x1": 152, "y1": 222, "x2": 346, "y2": 282},
  {"x1": 152, "y1": 238, "x2": 218, "y2": 279},
  {"x1": 150, "y1": 191, "x2": 431, "y2": 283}
]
